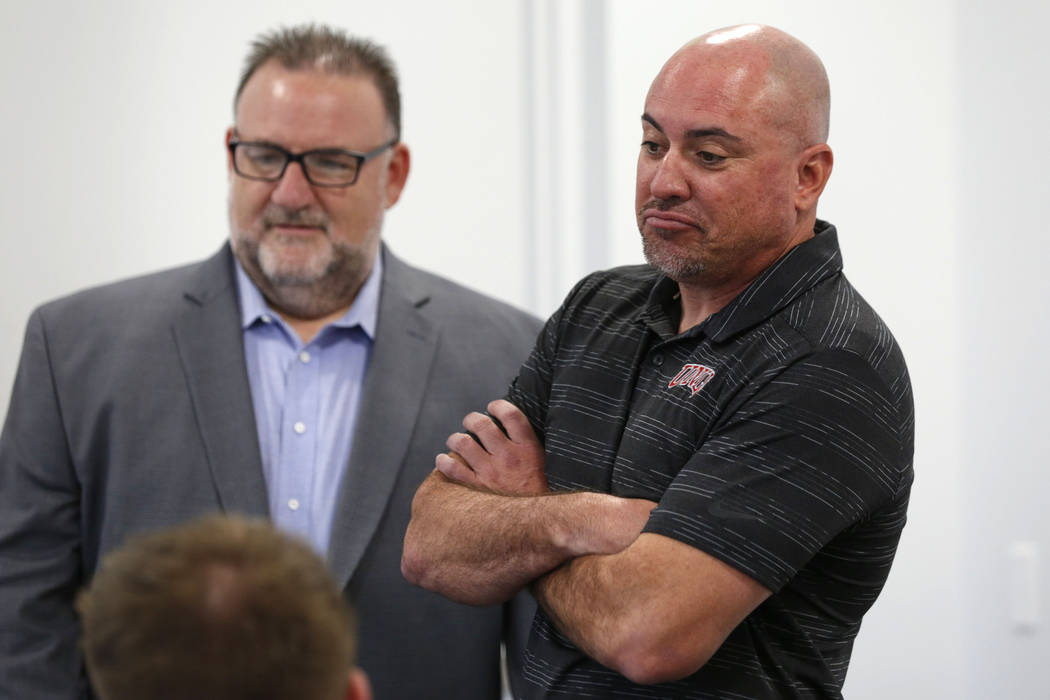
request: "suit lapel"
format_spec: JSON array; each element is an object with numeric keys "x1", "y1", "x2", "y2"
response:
[
  {"x1": 170, "y1": 246, "x2": 269, "y2": 517},
  {"x1": 328, "y1": 248, "x2": 439, "y2": 587}
]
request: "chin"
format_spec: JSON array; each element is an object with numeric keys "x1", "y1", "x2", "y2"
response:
[
  {"x1": 258, "y1": 240, "x2": 334, "y2": 286},
  {"x1": 642, "y1": 236, "x2": 705, "y2": 281}
]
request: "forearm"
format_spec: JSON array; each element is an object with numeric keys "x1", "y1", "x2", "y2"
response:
[
  {"x1": 402, "y1": 471, "x2": 648, "y2": 606},
  {"x1": 532, "y1": 550, "x2": 662, "y2": 679},
  {"x1": 532, "y1": 533, "x2": 769, "y2": 684}
]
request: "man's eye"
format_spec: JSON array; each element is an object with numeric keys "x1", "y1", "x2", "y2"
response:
[
  {"x1": 698, "y1": 151, "x2": 726, "y2": 165},
  {"x1": 641, "y1": 141, "x2": 663, "y2": 155},
  {"x1": 248, "y1": 151, "x2": 284, "y2": 167},
  {"x1": 307, "y1": 153, "x2": 356, "y2": 174},
  {"x1": 316, "y1": 158, "x2": 353, "y2": 172}
]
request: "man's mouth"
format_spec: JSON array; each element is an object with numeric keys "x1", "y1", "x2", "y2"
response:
[
  {"x1": 640, "y1": 208, "x2": 700, "y2": 233},
  {"x1": 266, "y1": 223, "x2": 325, "y2": 237}
]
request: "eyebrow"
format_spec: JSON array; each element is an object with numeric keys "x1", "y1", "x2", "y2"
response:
[
  {"x1": 641, "y1": 113, "x2": 742, "y2": 142},
  {"x1": 233, "y1": 136, "x2": 355, "y2": 154}
]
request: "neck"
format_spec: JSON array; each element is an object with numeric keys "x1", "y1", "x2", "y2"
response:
[
  {"x1": 675, "y1": 281, "x2": 751, "y2": 334},
  {"x1": 674, "y1": 222, "x2": 816, "y2": 333},
  {"x1": 280, "y1": 306, "x2": 351, "y2": 344}
]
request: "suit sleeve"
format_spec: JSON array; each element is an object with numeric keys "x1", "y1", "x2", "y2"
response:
[{"x1": 0, "y1": 309, "x2": 89, "y2": 698}]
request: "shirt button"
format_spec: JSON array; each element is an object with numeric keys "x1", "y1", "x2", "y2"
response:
[
  {"x1": 288, "y1": 498, "x2": 300, "y2": 511},
  {"x1": 261, "y1": 314, "x2": 273, "y2": 324},
  {"x1": 299, "y1": 350, "x2": 311, "y2": 364},
  {"x1": 652, "y1": 354, "x2": 664, "y2": 366},
  {"x1": 293, "y1": 421, "x2": 306, "y2": 434}
]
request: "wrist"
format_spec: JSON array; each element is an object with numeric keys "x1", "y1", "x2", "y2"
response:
[{"x1": 545, "y1": 492, "x2": 625, "y2": 558}]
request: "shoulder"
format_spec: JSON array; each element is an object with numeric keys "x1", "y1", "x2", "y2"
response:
[
  {"x1": 789, "y1": 274, "x2": 910, "y2": 385},
  {"x1": 546, "y1": 263, "x2": 661, "y2": 328},
  {"x1": 568, "y1": 263, "x2": 659, "y2": 302},
  {"x1": 772, "y1": 274, "x2": 913, "y2": 451},
  {"x1": 382, "y1": 248, "x2": 542, "y2": 343},
  {"x1": 32, "y1": 248, "x2": 230, "y2": 337}
]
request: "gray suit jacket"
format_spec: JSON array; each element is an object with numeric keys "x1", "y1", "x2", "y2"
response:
[{"x1": 0, "y1": 244, "x2": 541, "y2": 699}]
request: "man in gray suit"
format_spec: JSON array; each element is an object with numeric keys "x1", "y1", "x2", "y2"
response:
[{"x1": 0, "y1": 25, "x2": 540, "y2": 699}]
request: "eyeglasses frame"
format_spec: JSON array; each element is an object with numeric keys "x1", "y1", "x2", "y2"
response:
[{"x1": 227, "y1": 136, "x2": 399, "y2": 187}]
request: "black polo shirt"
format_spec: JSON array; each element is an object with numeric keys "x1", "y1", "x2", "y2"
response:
[{"x1": 507, "y1": 221, "x2": 913, "y2": 699}]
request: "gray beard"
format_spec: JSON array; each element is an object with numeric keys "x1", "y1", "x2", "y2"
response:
[
  {"x1": 233, "y1": 234, "x2": 370, "y2": 320},
  {"x1": 642, "y1": 233, "x2": 705, "y2": 281}
]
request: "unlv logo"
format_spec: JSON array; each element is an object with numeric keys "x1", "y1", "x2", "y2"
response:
[{"x1": 668, "y1": 363, "x2": 716, "y2": 396}]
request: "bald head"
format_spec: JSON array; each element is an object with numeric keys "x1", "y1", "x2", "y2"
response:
[
  {"x1": 636, "y1": 24, "x2": 834, "y2": 296},
  {"x1": 665, "y1": 24, "x2": 830, "y2": 147}
]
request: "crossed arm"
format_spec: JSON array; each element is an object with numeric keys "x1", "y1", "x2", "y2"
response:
[{"x1": 401, "y1": 400, "x2": 770, "y2": 684}]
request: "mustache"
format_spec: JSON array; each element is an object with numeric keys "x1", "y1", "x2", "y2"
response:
[
  {"x1": 638, "y1": 199, "x2": 705, "y2": 235},
  {"x1": 261, "y1": 205, "x2": 328, "y2": 229},
  {"x1": 639, "y1": 199, "x2": 686, "y2": 214}
]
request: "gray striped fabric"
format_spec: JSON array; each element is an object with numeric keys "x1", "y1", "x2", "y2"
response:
[{"x1": 508, "y1": 221, "x2": 913, "y2": 699}]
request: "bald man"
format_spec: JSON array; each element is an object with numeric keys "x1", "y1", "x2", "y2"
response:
[{"x1": 403, "y1": 25, "x2": 913, "y2": 698}]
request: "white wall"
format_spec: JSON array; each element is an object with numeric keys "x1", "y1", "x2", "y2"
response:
[
  {"x1": 0, "y1": 0, "x2": 532, "y2": 405},
  {"x1": 2, "y1": 1, "x2": 1048, "y2": 697},
  {"x1": 955, "y1": 2, "x2": 1050, "y2": 697}
]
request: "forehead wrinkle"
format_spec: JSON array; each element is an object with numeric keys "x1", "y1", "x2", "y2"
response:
[
  {"x1": 235, "y1": 64, "x2": 390, "y2": 153},
  {"x1": 685, "y1": 127, "x2": 742, "y2": 142},
  {"x1": 652, "y1": 50, "x2": 768, "y2": 110},
  {"x1": 645, "y1": 70, "x2": 764, "y2": 153}
]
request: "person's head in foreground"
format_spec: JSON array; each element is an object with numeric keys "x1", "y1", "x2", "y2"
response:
[{"x1": 76, "y1": 515, "x2": 371, "y2": 700}]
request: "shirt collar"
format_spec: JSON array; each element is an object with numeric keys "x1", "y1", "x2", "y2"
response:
[
  {"x1": 234, "y1": 251, "x2": 382, "y2": 341},
  {"x1": 641, "y1": 219, "x2": 843, "y2": 343}
]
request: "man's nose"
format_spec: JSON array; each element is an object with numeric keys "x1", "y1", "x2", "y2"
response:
[
  {"x1": 648, "y1": 151, "x2": 690, "y2": 201},
  {"x1": 270, "y1": 161, "x2": 317, "y2": 208}
]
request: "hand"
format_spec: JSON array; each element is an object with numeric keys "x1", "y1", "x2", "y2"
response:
[{"x1": 437, "y1": 399, "x2": 548, "y2": 496}]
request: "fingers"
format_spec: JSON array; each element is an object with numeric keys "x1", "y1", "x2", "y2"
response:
[
  {"x1": 487, "y1": 400, "x2": 539, "y2": 445},
  {"x1": 446, "y1": 427, "x2": 489, "y2": 464},
  {"x1": 483, "y1": 411, "x2": 510, "y2": 438},
  {"x1": 461, "y1": 411, "x2": 512, "y2": 454},
  {"x1": 435, "y1": 452, "x2": 476, "y2": 485},
  {"x1": 441, "y1": 402, "x2": 537, "y2": 483}
]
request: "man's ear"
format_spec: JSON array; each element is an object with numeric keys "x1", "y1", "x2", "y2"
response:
[
  {"x1": 384, "y1": 142, "x2": 411, "y2": 208},
  {"x1": 346, "y1": 667, "x2": 372, "y2": 700},
  {"x1": 224, "y1": 127, "x2": 237, "y2": 175},
  {"x1": 794, "y1": 143, "x2": 833, "y2": 213}
]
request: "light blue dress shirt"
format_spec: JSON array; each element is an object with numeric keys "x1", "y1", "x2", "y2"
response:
[{"x1": 235, "y1": 255, "x2": 381, "y2": 555}]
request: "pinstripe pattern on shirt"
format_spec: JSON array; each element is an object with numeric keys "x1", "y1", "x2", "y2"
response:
[{"x1": 508, "y1": 221, "x2": 913, "y2": 699}]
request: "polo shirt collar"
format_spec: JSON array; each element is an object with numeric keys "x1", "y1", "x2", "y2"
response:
[
  {"x1": 643, "y1": 220, "x2": 842, "y2": 343},
  {"x1": 234, "y1": 251, "x2": 382, "y2": 341}
]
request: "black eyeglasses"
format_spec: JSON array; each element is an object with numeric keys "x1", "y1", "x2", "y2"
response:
[{"x1": 228, "y1": 137, "x2": 398, "y2": 187}]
